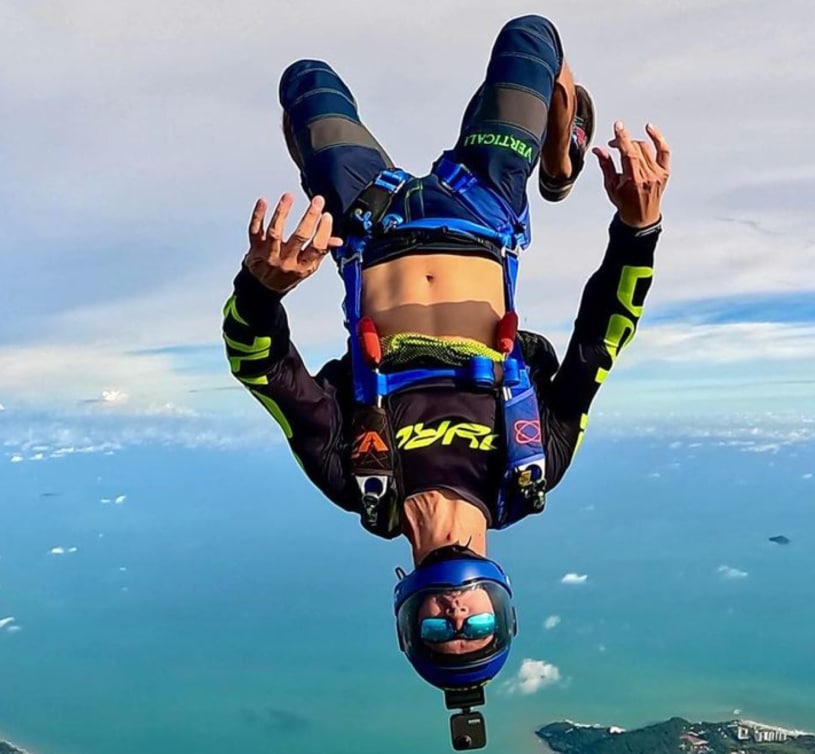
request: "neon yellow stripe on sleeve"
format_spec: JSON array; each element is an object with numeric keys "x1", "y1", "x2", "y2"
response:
[
  {"x1": 616, "y1": 266, "x2": 653, "y2": 318},
  {"x1": 222, "y1": 295, "x2": 249, "y2": 326},
  {"x1": 250, "y1": 390, "x2": 293, "y2": 439}
]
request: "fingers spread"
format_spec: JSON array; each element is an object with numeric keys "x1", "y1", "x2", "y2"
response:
[
  {"x1": 646, "y1": 123, "x2": 671, "y2": 172},
  {"x1": 311, "y1": 210, "x2": 334, "y2": 253},
  {"x1": 609, "y1": 121, "x2": 642, "y2": 181},
  {"x1": 607, "y1": 120, "x2": 632, "y2": 151},
  {"x1": 592, "y1": 146, "x2": 618, "y2": 192},
  {"x1": 633, "y1": 139, "x2": 659, "y2": 172},
  {"x1": 298, "y1": 211, "x2": 335, "y2": 266},
  {"x1": 288, "y1": 196, "x2": 326, "y2": 252},
  {"x1": 268, "y1": 192, "x2": 295, "y2": 245},
  {"x1": 248, "y1": 198, "x2": 268, "y2": 243}
]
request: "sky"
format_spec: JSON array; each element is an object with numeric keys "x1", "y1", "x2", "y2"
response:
[{"x1": 1, "y1": 0, "x2": 813, "y2": 449}]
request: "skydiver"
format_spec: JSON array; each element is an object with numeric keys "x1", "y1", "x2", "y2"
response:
[{"x1": 223, "y1": 12, "x2": 669, "y2": 725}]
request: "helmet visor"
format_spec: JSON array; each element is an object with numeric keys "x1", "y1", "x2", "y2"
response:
[{"x1": 397, "y1": 580, "x2": 514, "y2": 668}]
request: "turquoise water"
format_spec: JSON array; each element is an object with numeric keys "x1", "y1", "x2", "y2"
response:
[{"x1": 1, "y1": 433, "x2": 813, "y2": 754}]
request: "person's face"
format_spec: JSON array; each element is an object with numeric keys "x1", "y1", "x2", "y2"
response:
[{"x1": 417, "y1": 586, "x2": 495, "y2": 655}]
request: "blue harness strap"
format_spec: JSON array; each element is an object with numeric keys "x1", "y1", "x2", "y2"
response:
[{"x1": 338, "y1": 159, "x2": 547, "y2": 532}]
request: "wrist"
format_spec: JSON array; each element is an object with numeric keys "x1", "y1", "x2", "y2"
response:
[
  {"x1": 241, "y1": 254, "x2": 298, "y2": 296},
  {"x1": 234, "y1": 264, "x2": 286, "y2": 308},
  {"x1": 613, "y1": 212, "x2": 662, "y2": 236}
]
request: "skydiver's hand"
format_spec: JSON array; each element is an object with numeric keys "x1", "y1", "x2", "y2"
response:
[
  {"x1": 592, "y1": 122, "x2": 670, "y2": 228},
  {"x1": 243, "y1": 193, "x2": 343, "y2": 293}
]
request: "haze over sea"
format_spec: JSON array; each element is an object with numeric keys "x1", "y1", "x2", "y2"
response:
[{"x1": 2, "y1": 415, "x2": 813, "y2": 754}]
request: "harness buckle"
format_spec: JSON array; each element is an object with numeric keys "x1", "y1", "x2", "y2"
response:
[
  {"x1": 515, "y1": 461, "x2": 547, "y2": 512},
  {"x1": 356, "y1": 475, "x2": 390, "y2": 530},
  {"x1": 351, "y1": 208, "x2": 375, "y2": 233},
  {"x1": 338, "y1": 250, "x2": 363, "y2": 272},
  {"x1": 374, "y1": 170, "x2": 408, "y2": 194}
]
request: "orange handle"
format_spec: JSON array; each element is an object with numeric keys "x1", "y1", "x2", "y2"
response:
[{"x1": 358, "y1": 317, "x2": 382, "y2": 367}]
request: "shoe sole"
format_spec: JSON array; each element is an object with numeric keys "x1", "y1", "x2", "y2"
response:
[{"x1": 539, "y1": 83, "x2": 595, "y2": 203}]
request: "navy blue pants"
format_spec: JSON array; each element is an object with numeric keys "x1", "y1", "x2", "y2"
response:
[{"x1": 279, "y1": 15, "x2": 564, "y2": 239}]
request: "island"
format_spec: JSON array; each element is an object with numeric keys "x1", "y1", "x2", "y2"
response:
[{"x1": 536, "y1": 717, "x2": 815, "y2": 754}]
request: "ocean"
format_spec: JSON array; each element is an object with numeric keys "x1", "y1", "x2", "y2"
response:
[{"x1": 1, "y1": 428, "x2": 813, "y2": 754}]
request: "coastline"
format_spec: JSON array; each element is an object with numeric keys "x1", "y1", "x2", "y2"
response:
[
  {"x1": 0, "y1": 726, "x2": 34, "y2": 754},
  {"x1": 0, "y1": 740, "x2": 28, "y2": 754},
  {"x1": 536, "y1": 715, "x2": 815, "y2": 754},
  {"x1": 737, "y1": 718, "x2": 815, "y2": 737}
]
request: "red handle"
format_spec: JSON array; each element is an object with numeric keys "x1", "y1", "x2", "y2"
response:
[
  {"x1": 358, "y1": 317, "x2": 382, "y2": 367},
  {"x1": 496, "y1": 312, "x2": 518, "y2": 355}
]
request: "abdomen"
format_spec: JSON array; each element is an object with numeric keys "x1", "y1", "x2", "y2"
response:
[{"x1": 362, "y1": 253, "x2": 505, "y2": 345}]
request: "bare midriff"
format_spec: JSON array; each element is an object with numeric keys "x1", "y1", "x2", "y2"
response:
[
  {"x1": 361, "y1": 252, "x2": 505, "y2": 345},
  {"x1": 361, "y1": 251, "x2": 503, "y2": 538}
]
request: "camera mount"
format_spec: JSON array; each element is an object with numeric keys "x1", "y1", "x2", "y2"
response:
[{"x1": 444, "y1": 686, "x2": 487, "y2": 750}]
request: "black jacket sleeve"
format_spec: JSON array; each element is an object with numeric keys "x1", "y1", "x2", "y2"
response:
[
  {"x1": 523, "y1": 213, "x2": 662, "y2": 490},
  {"x1": 222, "y1": 267, "x2": 359, "y2": 512}
]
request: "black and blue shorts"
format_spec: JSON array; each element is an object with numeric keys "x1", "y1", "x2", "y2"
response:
[{"x1": 279, "y1": 14, "x2": 564, "y2": 266}]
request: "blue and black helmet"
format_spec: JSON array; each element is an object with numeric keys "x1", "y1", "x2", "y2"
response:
[{"x1": 394, "y1": 546, "x2": 517, "y2": 690}]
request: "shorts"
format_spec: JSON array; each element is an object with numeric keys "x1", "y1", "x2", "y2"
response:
[{"x1": 279, "y1": 14, "x2": 565, "y2": 265}]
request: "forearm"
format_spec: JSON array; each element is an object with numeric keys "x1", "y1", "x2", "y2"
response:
[
  {"x1": 222, "y1": 267, "x2": 356, "y2": 510},
  {"x1": 223, "y1": 265, "x2": 298, "y2": 385},
  {"x1": 551, "y1": 213, "x2": 661, "y2": 419}
]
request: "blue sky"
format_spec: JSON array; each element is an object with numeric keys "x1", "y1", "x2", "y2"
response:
[{"x1": 1, "y1": 0, "x2": 813, "y2": 448}]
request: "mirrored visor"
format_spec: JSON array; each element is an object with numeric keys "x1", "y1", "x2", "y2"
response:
[{"x1": 396, "y1": 580, "x2": 514, "y2": 668}]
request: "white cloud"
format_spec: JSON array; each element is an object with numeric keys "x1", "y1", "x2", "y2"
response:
[
  {"x1": 561, "y1": 573, "x2": 589, "y2": 586},
  {"x1": 6, "y1": 625, "x2": 22, "y2": 634},
  {"x1": 0, "y1": 343, "x2": 204, "y2": 407},
  {"x1": 544, "y1": 615, "x2": 561, "y2": 630},
  {"x1": 114, "y1": 495, "x2": 127, "y2": 505},
  {"x1": 10, "y1": 454, "x2": 23, "y2": 463},
  {"x1": 0, "y1": 617, "x2": 15, "y2": 630},
  {"x1": 593, "y1": 411, "x2": 815, "y2": 447},
  {"x1": 505, "y1": 659, "x2": 562, "y2": 695},
  {"x1": 0, "y1": 0, "x2": 814, "y2": 415},
  {"x1": 803, "y1": 473, "x2": 813, "y2": 480},
  {"x1": 0, "y1": 408, "x2": 283, "y2": 454},
  {"x1": 620, "y1": 323, "x2": 815, "y2": 369},
  {"x1": 101, "y1": 389, "x2": 128, "y2": 403},
  {"x1": 144, "y1": 402, "x2": 198, "y2": 417},
  {"x1": 742, "y1": 443, "x2": 781, "y2": 454},
  {"x1": 49, "y1": 546, "x2": 78, "y2": 556},
  {"x1": 718, "y1": 565, "x2": 749, "y2": 580}
]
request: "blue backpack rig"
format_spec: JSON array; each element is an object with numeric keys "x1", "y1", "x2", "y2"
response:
[{"x1": 335, "y1": 152, "x2": 547, "y2": 538}]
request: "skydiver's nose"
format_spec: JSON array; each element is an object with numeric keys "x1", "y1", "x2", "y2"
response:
[{"x1": 445, "y1": 601, "x2": 469, "y2": 630}]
